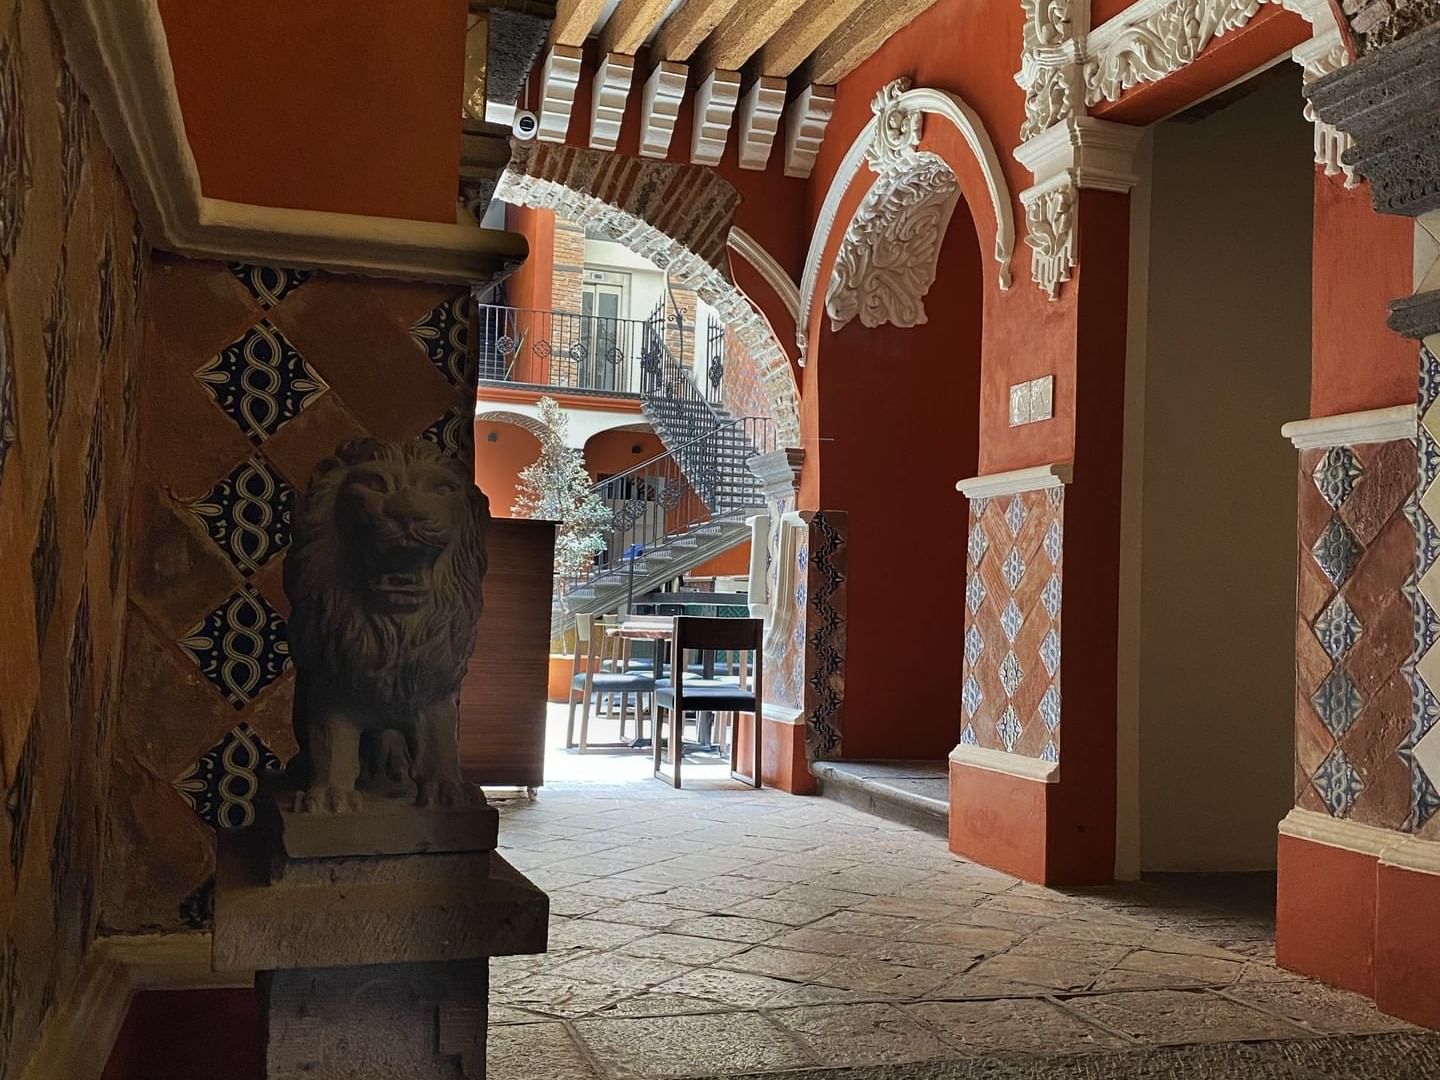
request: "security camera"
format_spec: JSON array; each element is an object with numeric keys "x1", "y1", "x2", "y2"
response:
[{"x1": 513, "y1": 110, "x2": 539, "y2": 140}]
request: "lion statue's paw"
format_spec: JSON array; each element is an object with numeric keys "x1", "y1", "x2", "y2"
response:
[
  {"x1": 293, "y1": 785, "x2": 363, "y2": 814},
  {"x1": 416, "y1": 778, "x2": 485, "y2": 809}
]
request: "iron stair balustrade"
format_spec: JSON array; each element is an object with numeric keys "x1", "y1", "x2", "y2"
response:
[
  {"x1": 552, "y1": 414, "x2": 776, "y2": 638},
  {"x1": 475, "y1": 303, "x2": 649, "y2": 396}
]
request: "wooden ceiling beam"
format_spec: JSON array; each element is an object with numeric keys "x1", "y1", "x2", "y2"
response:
[
  {"x1": 804, "y1": 0, "x2": 941, "y2": 85},
  {"x1": 599, "y1": 0, "x2": 673, "y2": 56},
  {"x1": 689, "y1": 0, "x2": 806, "y2": 79},
  {"x1": 550, "y1": 0, "x2": 609, "y2": 47},
  {"x1": 651, "y1": 0, "x2": 744, "y2": 63},
  {"x1": 752, "y1": 0, "x2": 869, "y2": 79}
]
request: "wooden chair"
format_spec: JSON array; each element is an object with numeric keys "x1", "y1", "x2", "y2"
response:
[
  {"x1": 566, "y1": 614, "x2": 654, "y2": 751},
  {"x1": 652, "y1": 616, "x2": 764, "y2": 789}
]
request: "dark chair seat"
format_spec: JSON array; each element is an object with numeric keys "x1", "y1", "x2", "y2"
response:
[
  {"x1": 685, "y1": 661, "x2": 739, "y2": 676},
  {"x1": 654, "y1": 677, "x2": 755, "y2": 712},
  {"x1": 574, "y1": 671, "x2": 656, "y2": 692}
]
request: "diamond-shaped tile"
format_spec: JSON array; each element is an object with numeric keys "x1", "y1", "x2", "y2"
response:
[
  {"x1": 1310, "y1": 517, "x2": 1362, "y2": 589},
  {"x1": 1313, "y1": 594, "x2": 1362, "y2": 661},
  {"x1": 1040, "y1": 628, "x2": 1061, "y2": 678},
  {"x1": 997, "y1": 706, "x2": 1022, "y2": 752},
  {"x1": 1313, "y1": 747, "x2": 1364, "y2": 818},
  {"x1": 1413, "y1": 722, "x2": 1440, "y2": 800},
  {"x1": 960, "y1": 723, "x2": 978, "y2": 747},
  {"x1": 1040, "y1": 741, "x2": 1058, "y2": 763},
  {"x1": 31, "y1": 480, "x2": 57, "y2": 647},
  {"x1": 0, "y1": 31, "x2": 30, "y2": 273},
  {"x1": 196, "y1": 321, "x2": 329, "y2": 444},
  {"x1": 1312, "y1": 666, "x2": 1363, "y2": 739},
  {"x1": 174, "y1": 723, "x2": 284, "y2": 830},
  {"x1": 187, "y1": 457, "x2": 295, "y2": 576},
  {"x1": 1000, "y1": 598, "x2": 1024, "y2": 644},
  {"x1": 1001, "y1": 547, "x2": 1026, "y2": 592},
  {"x1": 999, "y1": 651, "x2": 1023, "y2": 697},
  {"x1": 967, "y1": 521, "x2": 989, "y2": 567},
  {"x1": 419, "y1": 405, "x2": 472, "y2": 460},
  {"x1": 0, "y1": 311, "x2": 14, "y2": 483},
  {"x1": 1413, "y1": 762, "x2": 1440, "y2": 832},
  {"x1": 966, "y1": 573, "x2": 986, "y2": 614},
  {"x1": 1005, "y1": 496, "x2": 1027, "y2": 538},
  {"x1": 1312, "y1": 446, "x2": 1363, "y2": 510},
  {"x1": 97, "y1": 235, "x2": 115, "y2": 356},
  {"x1": 411, "y1": 292, "x2": 473, "y2": 388},
  {"x1": 1421, "y1": 428, "x2": 1440, "y2": 490},
  {"x1": 1417, "y1": 499, "x2": 1440, "y2": 576},
  {"x1": 1039, "y1": 686, "x2": 1060, "y2": 732},
  {"x1": 971, "y1": 497, "x2": 989, "y2": 518},
  {"x1": 83, "y1": 407, "x2": 102, "y2": 530},
  {"x1": 1043, "y1": 519, "x2": 1062, "y2": 565},
  {"x1": 178, "y1": 587, "x2": 292, "y2": 708},
  {"x1": 1422, "y1": 345, "x2": 1440, "y2": 415},
  {"x1": 1042, "y1": 573, "x2": 1061, "y2": 620},
  {"x1": 964, "y1": 624, "x2": 985, "y2": 667},
  {"x1": 962, "y1": 675, "x2": 983, "y2": 719},
  {"x1": 229, "y1": 263, "x2": 312, "y2": 308},
  {"x1": 1416, "y1": 670, "x2": 1440, "y2": 746}
]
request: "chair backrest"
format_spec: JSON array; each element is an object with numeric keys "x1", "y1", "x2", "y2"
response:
[
  {"x1": 575, "y1": 612, "x2": 596, "y2": 644},
  {"x1": 673, "y1": 616, "x2": 763, "y2": 654}
]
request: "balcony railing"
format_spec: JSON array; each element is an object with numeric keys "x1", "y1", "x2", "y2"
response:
[{"x1": 476, "y1": 304, "x2": 650, "y2": 396}]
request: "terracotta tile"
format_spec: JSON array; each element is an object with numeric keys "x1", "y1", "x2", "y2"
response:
[
  {"x1": 146, "y1": 254, "x2": 260, "y2": 362},
  {"x1": 1345, "y1": 514, "x2": 1415, "y2": 629},
  {"x1": 1296, "y1": 553, "x2": 1334, "y2": 626},
  {"x1": 1295, "y1": 702, "x2": 1336, "y2": 784},
  {"x1": 1341, "y1": 439, "x2": 1416, "y2": 547},
  {"x1": 1295, "y1": 618, "x2": 1334, "y2": 699},
  {"x1": 1296, "y1": 775, "x2": 1329, "y2": 815},
  {"x1": 1297, "y1": 471, "x2": 1336, "y2": 548},
  {"x1": 127, "y1": 487, "x2": 241, "y2": 640},
  {"x1": 1343, "y1": 595, "x2": 1411, "y2": 699},
  {"x1": 367, "y1": 280, "x2": 468, "y2": 335},
  {"x1": 260, "y1": 394, "x2": 368, "y2": 493}
]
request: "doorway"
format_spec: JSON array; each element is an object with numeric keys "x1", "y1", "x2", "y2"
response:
[{"x1": 1119, "y1": 64, "x2": 1314, "y2": 874}]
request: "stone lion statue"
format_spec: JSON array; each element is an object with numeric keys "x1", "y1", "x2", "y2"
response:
[{"x1": 283, "y1": 437, "x2": 491, "y2": 813}]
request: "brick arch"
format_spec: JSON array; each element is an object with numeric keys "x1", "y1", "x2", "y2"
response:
[
  {"x1": 495, "y1": 141, "x2": 801, "y2": 446},
  {"x1": 474, "y1": 409, "x2": 551, "y2": 439}
]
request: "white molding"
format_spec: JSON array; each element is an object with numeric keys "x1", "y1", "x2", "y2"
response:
[
  {"x1": 640, "y1": 62, "x2": 688, "y2": 159},
  {"x1": 538, "y1": 45, "x2": 584, "y2": 143},
  {"x1": 737, "y1": 75, "x2": 787, "y2": 171},
  {"x1": 691, "y1": 70, "x2": 741, "y2": 166},
  {"x1": 784, "y1": 85, "x2": 836, "y2": 180},
  {"x1": 1014, "y1": 117, "x2": 1144, "y2": 299},
  {"x1": 950, "y1": 742, "x2": 1060, "y2": 783},
  {"x1": 1016, "y1": 0, "x2": 1090, "y2": 142},
  {"x1": 1278, "y1": 808, "x2": 1440, "y2": 877},
  {"x1": 1292, "y1": 29, "x2": 1357, "y2": 187},
  {"x1": 727, "y1": 227, "x2": 801, "y2": 323},
  {"x1": 1280, "y1": 405, "x2": 1417, "y2": 449},
  {"x1": 48, "y1": 0, "x2": 526, "y2": 283},
  {"x1": 797, "y1": 82, "x2": 1016, "y2": 359},
  {"x1": 956, "y1": 463, "x2": 1073, "y2": 498},
  {"x1": 20, "y1": 934, "x2": 248, "y2": 1080},
  {"x1": 590, "y1": 53, "x2": 635, "y2": 151},
  {"x1": 764, "y1": 703, "x2": 806, "y2": 725},
  {"x1": 764, "y1": 512, "x2": 808, "y2": 659}
]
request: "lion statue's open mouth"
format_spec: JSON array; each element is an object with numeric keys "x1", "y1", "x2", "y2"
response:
[{"x1": 282, "y1": 436, "x2": 491, "y2": 812}]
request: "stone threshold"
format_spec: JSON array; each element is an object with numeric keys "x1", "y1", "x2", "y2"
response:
[{"x1": 810, "y1": 760, "x2": 949, "y2": 838}]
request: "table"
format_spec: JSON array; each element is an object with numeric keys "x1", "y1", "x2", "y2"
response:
[{"x1": 605, "y1": 621, "x2": 725, "y2": 749}]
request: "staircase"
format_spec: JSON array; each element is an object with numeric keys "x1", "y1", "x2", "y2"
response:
[{"x1": 550, "y1": 297, "x2": 773, "y2": 639}]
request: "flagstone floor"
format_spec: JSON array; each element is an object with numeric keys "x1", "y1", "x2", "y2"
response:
[{"x1": 484, "y1": 708, "x2": 1438, "y2": 1079}]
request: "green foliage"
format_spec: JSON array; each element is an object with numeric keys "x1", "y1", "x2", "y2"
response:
[{"x1": 512, "y1": 398, "x2": 613, "y2": 578}]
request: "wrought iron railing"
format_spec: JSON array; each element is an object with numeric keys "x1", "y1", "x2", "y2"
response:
[
  {"x1": 476, "y1": 304, "x2": 649, "y2": 395},
  {"x1": 703, "y1": 319, "x2": 726, "y2": 406}
]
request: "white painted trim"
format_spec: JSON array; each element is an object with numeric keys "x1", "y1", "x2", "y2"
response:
[
  {"x1": 764, "y1": 703, "x2": 806, "y2": 725},
  {"x1": 727, "y1": 227, "x2": 801, "y2": 323},
  {"x1": 737, "y1": 76, "x2": 786, "y2": 171},
  {"x1": 538, "y1": 45, "x2": 584, "y2": 143},
  {"x1": 589, "y1": 53, "x2": 635, "y2": 152},
  {"x1": 639, "y1": 62, "x2": 688, "y2": 159},
  {"x1": 950, "y1": 743, "x2": 1060, "y2": 783},
  {"x1": 1281, "y1": 405, "x2": 1417, "y2": 449},
  {"x1": 47, "y1": 0, "x2": 526, "y2": 282},
  {"x1": 691, "y1": 70, "x2": 741, "y2": 166},
  {"x1": 956, "y1": 463, "x2": 1073, "y2": 498},
  {"x1": 1277, "y1": 807, "x2": 1394, "y2": 857},
  {"x1": 784, "y1": 85, "x2": 835, "y2": 180},
  {"x1": 1382, "y1": 837, "x2": 1440, "y2": 877},
  {"x1": 797, "y1": 84, "x2": 1016, "y2": 359}
]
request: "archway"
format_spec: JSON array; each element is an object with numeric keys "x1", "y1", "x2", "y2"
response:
[{"x1": 474, "y1": 416, "x2": 544, "y2": 518}]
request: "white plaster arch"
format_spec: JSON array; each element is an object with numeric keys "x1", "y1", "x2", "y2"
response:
[
  {"x1": 797, "y1": 80, "x2": 1016, "y2": 362},
  {"x1": 726, "y1": 228, "x2": 801, "y2": 326},
  {"x1": 474, "y1": 404, "x2": 656, "y2": 450}
]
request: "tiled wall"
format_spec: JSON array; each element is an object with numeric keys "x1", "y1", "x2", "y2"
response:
[
  {"x1": 1411, "y1": 345, "x2": 1440, "y2": 837},
  {"x1": 1295, "y1": 438, "x2": 1416, "y2": 828},
  {"x1": 961, "y1": 490, "x2": 1063, "y2": 761},
  {"x1": 0, "y1": 0, "x2": 145, "y2": 1073},
  {"x1": 102, "y1": 257, "x2": 475, "y2": 933}
]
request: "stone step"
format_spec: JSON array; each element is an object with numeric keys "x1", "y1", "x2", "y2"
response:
[{"x1": 810, "y1": 760, "x2": 950, "y2": 838}]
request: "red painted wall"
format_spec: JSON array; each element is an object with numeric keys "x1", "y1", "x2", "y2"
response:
[
  {"x1": 157, "y1": 0, "x2": 466, "y2": 223},
  {"x1": 812, "y1": 201, "x2": 985, "y2": 761},
  {"x1": 583, "y1": 429, "x2": 665, "y2": 481},
  {"x1": 504, "y1": 204, "x2": 557, "y2": 312},
  {"x1": 103, "y1": 989, "x2": 261, "y2": 1080},
  {"x1": 1310, "y1": 174, "x2": 1415, "y2": 416},
  {"x1": 475, "y1": 421, "x2": 542, "y2": 517}
]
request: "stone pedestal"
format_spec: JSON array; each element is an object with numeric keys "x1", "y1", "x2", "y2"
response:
[{"x1": 213, "y1": 792, "x2": 547, "y2": 1079}]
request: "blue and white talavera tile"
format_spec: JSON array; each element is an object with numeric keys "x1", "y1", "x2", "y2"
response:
[
  {"x1": 229, "y1": 263, "x2": 312, "y2": 309},
  {"x1": 411, "y1": 293, "x2": 473, "y2": 388},
  {"x1": 196, "y1": 321, "x2": 328, "y2": 444},
  {"x1": 178, "y1": 587, "x2": 292, "y2": 708},
  {"x1": 174, "y1": 722, "x2": 284, "y2": 830},
  {"x1": 1313, "y1": 746, "x2": 1364, "y2": 818},
  {"x1": 187, "y1": 456, "x2": 294, "y2": 576}
]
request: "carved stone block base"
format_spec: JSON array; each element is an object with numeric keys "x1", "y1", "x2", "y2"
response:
[
  {"x1": 267, "y1": 789, "x2": 500, "y2": 860},
  {"x1": 261, "y1": 960, "x2": 488, "y2": 1079}
]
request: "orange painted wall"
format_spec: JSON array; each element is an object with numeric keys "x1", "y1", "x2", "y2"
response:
[
  {"x1": 1311, "y1": 174, "x2": 1415, "y2": 416},
  {"x1": 157, "y1": 0, "x2": 466, "y2": 223},
  {"x1": 690, "y1": 542, "x2": 751, "y2": 579},
  {"x1": 811, "y1": 201, "x2": 985, "y2": 761},
  {"x1": 504, "y1": 204, "x2": 556, "y2": 312},
  {"x1": 583, "y1": 430, "x2": 665, "y2": 482},
  {"x1": 474, "y1": 421, "x2": 542, "y2": 517}
]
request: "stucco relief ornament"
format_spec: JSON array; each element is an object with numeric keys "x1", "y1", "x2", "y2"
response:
[
  {"x1": 825, "y1": 78, "x2": 962, "y2": 334},
  {"x1": 1018, "y1": 0, "x2": 1078, "y2": 141},
  {"x1": 1023, "y1": 183, "x2": 1076, "y2": 299}
]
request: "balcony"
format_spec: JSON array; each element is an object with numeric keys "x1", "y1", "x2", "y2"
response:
[{"x1": 477, "y1": 304, "x2": 655, "y2": 398}]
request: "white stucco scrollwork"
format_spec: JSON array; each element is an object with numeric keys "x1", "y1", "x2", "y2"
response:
[{"x1": 1022, "y1": 181, "x2": 1077, "y2": 299}]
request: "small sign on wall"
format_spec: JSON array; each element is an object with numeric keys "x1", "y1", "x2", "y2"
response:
[{"x1": 1009, "y1": 376, "x2": 1054, "y2": 426}]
